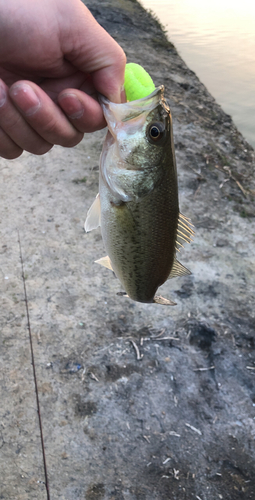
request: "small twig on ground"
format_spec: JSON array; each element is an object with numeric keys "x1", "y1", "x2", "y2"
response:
[
  {"x1": 215, "y1": 164, "x2": 250, "y2": 197},
  {"x1": 151, "y1": 337, "x2": 180, "y2": 341},
  {"x1": 141, "y1": 335, "x2": 180, "y2": 343},
  {"x1": 140, "y1": 328, "x2": 165, "y2": 344},
  {"x1": 193, "y1": 366, "x2": 215, "y2": 372},
  {"x1": 143, "y1": 435, "x2": 150, "y2": 443},
  {"x1": 193, "y1": 184, "x2": 201, "y2": 198},
  {"x1": 169, "y1": 431, "x2": 181, "y2": 437},
  {"x1": 173, "y1": 468, "x2": 180, "y2": 480},
  {"x1": 153, "y1": 328, "x2": 165, "y2": 338},
  {"x1": 219, "y1": 178, "x2": 230, "y2": 189},
  {"x1": 130, "y1": 340, "x2": 143, "y2": 360},
  {"x1": 185, "y1": 423, "x2": 202, "y2": 436},
  {"x1": 89, "y1": 372, "x2": 99, "y2": 382}
]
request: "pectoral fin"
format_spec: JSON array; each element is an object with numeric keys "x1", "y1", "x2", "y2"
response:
[
  {"x1": 153, "y1": 295, "x2": 177, "y2": 306},
  {"x1": 168, "y1": 258, "x2": 191, "y2": 279},
  {"x1": 95, "y1": 255, "x2": 113, "y2": 271},
  {"x1": 84, "y1": 194, "x2": 101, "y2": 232}
]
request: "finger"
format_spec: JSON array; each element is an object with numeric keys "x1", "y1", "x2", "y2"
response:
[
  {"x1": 40, "y1": 71, "x2": 91, "y2": 101},
  {"x1": 41, "y1": 72, "x2": 107, "y2": 131},
  {"x1": 9, "y1": 81, "x2": 84, "y2": 147},
  {"x1": 0, "y1": 127, "x2": 23, "y2": 159},
  {"x1": 0, "y1": 79, "x2": 52, "y2": 155},
  {"x1": 91, "y1": 51, "x2": 126, "y2": 104},
  {"x1": 58, "y1": 89, "x2": 106, "y2": 133},
  {"x1": 62, "y1": 4, "x2": 126, "y2": 103}
]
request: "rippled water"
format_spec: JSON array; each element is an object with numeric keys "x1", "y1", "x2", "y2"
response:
[{"x1": 141, "y1": 0, "x2": 255, "y2": 148}]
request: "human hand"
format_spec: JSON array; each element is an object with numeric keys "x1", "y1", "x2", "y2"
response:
[{"x1": 0, "y1": 0, "x2": 126, "y2": 159}]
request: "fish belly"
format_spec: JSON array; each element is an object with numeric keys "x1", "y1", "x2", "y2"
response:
[{"x1": 100, "y1": 176, "x2": 179, "y2": 303}]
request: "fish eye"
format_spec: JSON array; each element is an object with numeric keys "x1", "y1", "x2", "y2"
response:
[{"x1": 147, "y1": 121, "x2": 165, "y2": 144}]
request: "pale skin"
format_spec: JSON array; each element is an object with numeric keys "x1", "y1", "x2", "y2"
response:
[{"x1": 0, "y1": 0, "x2": 126, "y2": 159}]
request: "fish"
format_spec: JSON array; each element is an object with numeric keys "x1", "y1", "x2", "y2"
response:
[{"x1": 85, "y1": 85, "x2": 194, "y2": 305}]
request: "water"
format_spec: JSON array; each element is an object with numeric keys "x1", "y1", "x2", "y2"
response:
[{"x1": 141, "y1": 0, "x2": 255, "y2": 148}]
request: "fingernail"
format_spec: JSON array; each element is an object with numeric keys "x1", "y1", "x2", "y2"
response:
[
  {"x1": 58, "y1": 93, "x2": 84, "y2": 119},
  {"x1": 0, "y1": 80, "x2": 6, "y2": 107},
  {"x1": 109, "y1": 85, "x2": 126, "y2": 104},
  {"x1": 10, "y1": 83, "x2": 40, "y2": 116},
  {"x1": 120, "y1": 85, "x2": 126, "y2": 103}
]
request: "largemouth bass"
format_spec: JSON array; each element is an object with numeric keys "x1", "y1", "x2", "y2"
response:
[{"x1": 85, "y1": 86, "x2": 194, "y2": 305}]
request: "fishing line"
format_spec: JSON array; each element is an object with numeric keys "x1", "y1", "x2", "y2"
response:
[{"x1": 18, "y1": 231, "x2": 50, "y2": 500}]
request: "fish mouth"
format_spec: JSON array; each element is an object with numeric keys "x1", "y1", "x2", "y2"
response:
[
  {"x1": 99, "y1": 85, "x2": 171, "y2": 202},
  {"x1": 99, "y1": 85, "x2": 169, "y2": 128}
]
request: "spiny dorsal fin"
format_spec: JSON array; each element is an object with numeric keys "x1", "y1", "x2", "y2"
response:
[
  {"x1": 84, "y1": 193, "x2": 101, "y2": 232},
  {"x1": 153, "y1": 295, "x2": 176, "y2": 306},
  {"x1": 176, "y1": 213, "x2": 195, "y2": 249},
  {"x1": 168, "y1": 258, "x2": 191, "y2": 279},
  {"x1": 95, "y1": 255, "x2": 113, "y2": 271}
]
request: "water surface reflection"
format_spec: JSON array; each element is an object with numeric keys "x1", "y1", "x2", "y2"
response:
[{"x1": 141, "y1": 0, "x2": 255, "y2": 148}]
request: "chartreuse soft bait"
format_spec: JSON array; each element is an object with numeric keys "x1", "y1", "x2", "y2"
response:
[{"x1": 124, "y1": 63, "x2": 156, "y2": 101}]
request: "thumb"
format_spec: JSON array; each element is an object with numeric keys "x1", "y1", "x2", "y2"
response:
[{"x1": 61, "y1": 4, "x2": 126, "y2": 103}]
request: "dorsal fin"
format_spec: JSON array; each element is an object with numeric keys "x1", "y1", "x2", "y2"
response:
[
  {"x1": 168, "y1": 258, "x2": 191, "y2": 279},
  {"x1": 95, "y1": 255, "x2": 113, "y2": 271},
  {"x1": 84, "y1": 194, "x2": 101, "y2": 232}
]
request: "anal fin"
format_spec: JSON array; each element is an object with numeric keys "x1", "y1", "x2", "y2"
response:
[{"x1": 153, "y1": 295, "x2": 177, "y2": 306}]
